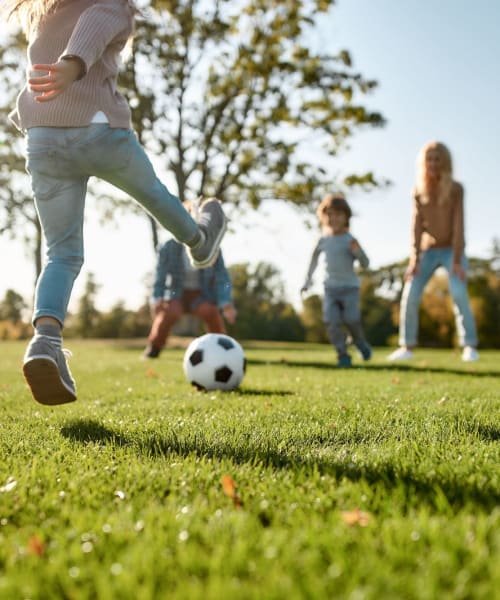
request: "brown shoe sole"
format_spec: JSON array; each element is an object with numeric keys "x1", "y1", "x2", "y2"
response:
[{"x1": 23, "y1": 358, "x2": 76, "y2": 406}]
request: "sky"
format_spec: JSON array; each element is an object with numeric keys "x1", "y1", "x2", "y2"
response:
[{"x1": 1, "y1": 0, "x2": 499, "y2": 316}]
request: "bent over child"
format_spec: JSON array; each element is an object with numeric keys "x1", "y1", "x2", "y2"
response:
[
  {"x1": 301, "y1": 193, "x2": 371, "y2": 368},
  {"x1": 144, "y1": 239, "x2": 237, "y2": 358}
]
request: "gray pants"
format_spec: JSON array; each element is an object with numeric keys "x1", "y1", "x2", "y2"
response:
[{"x1": 323, "y1": 286, "x2": 367, "y2": 358}]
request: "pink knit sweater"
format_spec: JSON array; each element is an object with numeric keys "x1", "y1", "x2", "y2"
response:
[{"x1": 10, "y1": 0, "x2": 134, "y2": 131}]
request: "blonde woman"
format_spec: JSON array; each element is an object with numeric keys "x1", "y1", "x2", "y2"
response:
[
  {"x1": 4, "y1": 0, "x2": 227, "y2": 405},
  {"x1": 388, "y1": 141, "x2": 478, "y2": 362}
]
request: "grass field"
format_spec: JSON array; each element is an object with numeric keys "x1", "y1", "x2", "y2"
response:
[{"x1": 0, "y1": 339, "x2": 499, "y2": 599}]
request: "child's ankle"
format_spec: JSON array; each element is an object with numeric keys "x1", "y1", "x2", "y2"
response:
[{"x1": 187, "y1": 230, "x2": 205, "y2": 249}]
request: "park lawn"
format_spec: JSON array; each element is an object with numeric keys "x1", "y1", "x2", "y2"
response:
[{"x1": 0, "y1": 339, "x2": 499, "y2": 600}]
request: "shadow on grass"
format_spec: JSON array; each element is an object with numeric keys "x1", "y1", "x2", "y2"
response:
[
  {"x1": 61, "y1": 418, "x2": 500, "y2": 511},
  {"x1": 60, "y1": 419, "x2": 131, "y2": 447},
  {"x1": 233, "y1": 388, "x2": 294, "y2": 397},
  {"x1": 247, "y1": 358, "x2": 500, "y2": 378}
]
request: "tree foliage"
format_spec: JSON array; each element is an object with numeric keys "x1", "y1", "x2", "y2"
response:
[
  {"x1": 227, "y1": 262, "x2": 305, "y2": 341},
  {"x1": 72, "y1": 273, "x2": 101, "y2": 338},
  {"x1": 0, "y1": 31, "x2": 43, "y2": 286},
  {"x1": 2, "y1": 252, "x2": 499, "y2": 347},
  {"x1": 0, "y1": 288, "x2": 27, "y2": 323},
  {"x1": 1, "y1": 1, "x2": 386, "y2": 278},
  {"x1": 123, "y1": 0, "x2": 385, "y2": 211}
]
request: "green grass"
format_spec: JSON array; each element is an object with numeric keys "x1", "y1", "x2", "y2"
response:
[{"x1": 0, "y1": 340, "x2": 499, "y2": 600}]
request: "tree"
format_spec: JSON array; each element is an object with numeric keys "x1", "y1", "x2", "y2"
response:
[
  {"x1": 300, "y1": 294, "x2": 329, "y2": 343},
  {"x1": 0, "y1": 288, "x2": 30, "y2": 340},
  {"x1": 228, "y1": 262, "x2": 304, "y2": 341},
  {"x1": 359, "y1": 279, "x2": 396, "y2": 346},
  {"x1": 468, "y1": 248, "x2": 500, "y2": 348},
  {"x1": 92, "y1": 300, "x2": 151, "y2": 339},
  {"x1": 0, "y1": 31, "x2": 44, "y2": 286},
  {"x1": 71, "y1": 273, "x2": 101, "y2": 338},
  {"x1": 122, "y1": 0, "x2": 385, "y2": 222},
  {"x1": 0, "y1": 289, "x2": 27, "y2": 323},
  {"x1": 1, "y1": 2, "x2": 386, "y2": 267}
]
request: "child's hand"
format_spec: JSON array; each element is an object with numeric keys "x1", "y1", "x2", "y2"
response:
[
  {"x1": 222, "y1": 304, "x2": 237, "y2": 325},
  {"x1": 29, "y1": 59, "x2": 83, "y2": 102}
]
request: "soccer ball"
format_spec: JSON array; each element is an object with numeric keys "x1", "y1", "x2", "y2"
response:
[{"x1": 183, "y1": 333, "x2": 246, "y2": 391}]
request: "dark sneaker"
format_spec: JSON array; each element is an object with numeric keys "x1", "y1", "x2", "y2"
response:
[
  {"x1": 187, "y1": 198, "x2": 228, "y2": 268},
  {"x1": 23, "y1": 335, "x2": 76, "y2": 405},
  {"x1": 357, "y1": 342, "x2": 372, "y2": 361},
  {"x1": 337, "y1": 354, "x2": 352, "y2": 368},
  {"x1": 143, "y1": 344, "x2": 161, "y2": 359}
]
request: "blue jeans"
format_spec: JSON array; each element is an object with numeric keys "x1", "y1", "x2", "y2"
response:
[
  {"x1": 399, "y1": 248, "x2": 478, "y2": 347},
  {"x1": 323, "y1": 286, "x2": 368, "y2": 358},
  {"x1": 26, "y1": 125, "x2": 199, "y2": 326}
]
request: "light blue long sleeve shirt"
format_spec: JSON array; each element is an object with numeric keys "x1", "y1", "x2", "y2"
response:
[{"x1": 303, "y1": 232, "x2": 369, "y2": 290}]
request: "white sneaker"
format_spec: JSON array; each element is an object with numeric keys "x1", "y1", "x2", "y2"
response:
[
  {"x1": 387, "y1": 347, "x2": 414, "y2": 361},
  {"x1": 462, "y1": 346, "x2": 479, "y2": 362}
]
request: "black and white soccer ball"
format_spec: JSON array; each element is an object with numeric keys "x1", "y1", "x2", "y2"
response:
[{"x1": 183, "y1": 333, "x2": 246, "y2": 391}]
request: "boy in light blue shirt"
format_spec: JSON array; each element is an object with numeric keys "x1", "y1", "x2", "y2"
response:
[{"x1": 301, "y1": 193, "x2": 371, "y2": 367}]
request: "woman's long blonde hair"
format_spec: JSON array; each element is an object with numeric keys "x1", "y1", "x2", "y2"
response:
[
  {"x1": 4, "y1": 0, "x2": 138, "y2": 34},
  {"x1": 415, "y1": 141, "x2": 454, "y2": 205}
]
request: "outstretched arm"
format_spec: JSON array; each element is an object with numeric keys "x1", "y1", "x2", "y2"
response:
[
  {"x1": 350, "y1": 238, "x2": 369, "y2": 268},
  {"x1": 301, "y1": 240, "x2": 321, "y2": 292}
]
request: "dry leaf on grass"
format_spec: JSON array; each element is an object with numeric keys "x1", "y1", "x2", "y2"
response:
[
  {"x1": 222, "y1": 475, "x2": 244, "y2": 509},
  {"x1": 27, "y1": 535, "x2": 46, "y2": 556},
  {"x1": 341, "y1": 508, "x2": 371, "y2": 527}
]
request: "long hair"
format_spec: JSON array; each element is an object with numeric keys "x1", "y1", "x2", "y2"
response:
[
  {"x1": 415, "y1": 141, "x2": 454, "y2": 205},
  {"x1": 4, "y1": 0, "x2": 138, "y2": 35},
  {"x1": 3, "y1": 0, "x2": 65, "y2": 33}
]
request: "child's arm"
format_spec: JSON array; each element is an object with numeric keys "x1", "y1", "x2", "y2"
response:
[
  {"x1": 62, "y1": 3, "x2": 132, "y2": 74},
  {"x1": 350, "y1": 238, "x2": 369, "y2": 269},
  {"x1": 301, "y1": 241, "x2": 321, "y2": 292}
]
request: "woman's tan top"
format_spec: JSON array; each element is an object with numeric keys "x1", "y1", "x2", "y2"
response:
[
  {"x1": 410, "y1": 181, "x2": 465, "y2": 266},
  {"x1": 9, "y1": 0, "x2": 133, "y2": 132}
]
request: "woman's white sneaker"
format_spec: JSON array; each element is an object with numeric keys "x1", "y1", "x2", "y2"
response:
[
  {"x1": 387, "y1": 347, "x2": 414, "y2": 361},
  {"x1": 461, "y1": 346, "x2": 479, "y2": 362}
]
